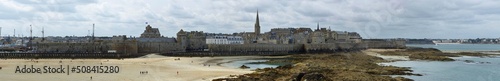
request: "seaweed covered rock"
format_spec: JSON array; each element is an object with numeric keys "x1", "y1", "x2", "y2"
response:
[
  {"x1": 239, "y1": 65, "x2": 250, "y2": 69},
  {"x1": 405, "y1": 47, "x2": 441, "y2": 52},
  {"x1": 301, "y1": 73, "x2": 329, "y2": 81},
  {"x1": 215, "y1": 53, "x2": 417, "y2": 81},
  {"x1": 276, "y1": 64, "x2": 293, "y2": 69},
  {"x1": 378, "y1": 47, "x2": 456, "y2": 61}
]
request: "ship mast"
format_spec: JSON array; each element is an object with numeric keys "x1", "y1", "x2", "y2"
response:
[
  {"x1": 42, "y1": 26, "x2": 44, "y2": 41},
  {"x1": 92, "y1": 23, "x2": 95, "y2": 42}
]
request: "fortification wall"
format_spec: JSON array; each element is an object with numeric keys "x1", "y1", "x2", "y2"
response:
[
  {"x1": 34, "y1": 39, "x2": 403, "y2": 57},
  {"x1": 304, "y1": 43, "x2": 364, "y2": 53},
  {"x1": 110, "y1": 41, "x2": 138, "y2": 56},
  {"x1": 138, "y1": 42, "x2": 184, "y2": 54},
  {"x1": 304, "y1": 43, "x2": 337, "y2": 52},
  {"x1": 35, "y1": 42, "x2": 110, "y2": 53},
  {"x1": 208, "y1": 44, "x2": 303, "y2": 52}
]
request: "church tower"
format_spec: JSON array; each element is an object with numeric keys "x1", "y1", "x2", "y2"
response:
[
  {"x1": 254, "y1": 10, "x2": 260, "y2": 36},
  {"x1": 316, "y1": 22, "x2": 320, "y2": 31}
]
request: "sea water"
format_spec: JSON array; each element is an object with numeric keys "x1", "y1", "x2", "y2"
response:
[
  {"x1": 407, "y1": 44, "x2": 500, "y2": 52},
  {"x1": 221, "y1": 60, "x2": 279, "y2": 70},
  {"x1": 386, "y1": 44, "x2": 500, "y2": 81}
]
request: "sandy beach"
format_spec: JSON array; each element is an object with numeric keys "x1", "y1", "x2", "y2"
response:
[{"x1": 0, "y1": 54, "x2": 271, "y2": 81}]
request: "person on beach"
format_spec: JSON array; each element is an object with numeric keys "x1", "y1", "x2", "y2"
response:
[
  {"x1": 177, "y1": 71, "x2": 179, "y2": 75},
  {"x1": 90, "y1": 76, "x2": 92, "y2": 80}
]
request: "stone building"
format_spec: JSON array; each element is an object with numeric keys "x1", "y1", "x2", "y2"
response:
[
  {"x1": 238, "y1": 32, "x2": 257, "y2": 44},
  {"x1": 311, "y1": 23, "x2": 327, "y2": 44},
  {"x1": 136, "y1": 25, "x2": 185, "y2": 53},
  {"x1": 311, "y1": 31, "x2": 325, "y2": 44},
  {"x1": 335, "y1": 31, "x2": 349, "y2": 42},
  {"x1": 140, "y1": 25, "x2": 161, "y2": 38},
  {"x1": 348, "y1": 32, "x2": 362, "y2": 43},
  {"x1": 177, "y1": 30, "x2": 207, "y2": 51}
]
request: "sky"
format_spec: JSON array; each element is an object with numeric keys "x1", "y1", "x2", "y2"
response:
[{"x1": 0, "y1": 0, "x2": 499, "y2": 39}]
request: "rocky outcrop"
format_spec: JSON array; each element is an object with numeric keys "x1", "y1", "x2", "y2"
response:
[
  {"x1": 214, "y1": 53, "x2": 417, "y2": 81},
  {"x1": 378, "y1": 48, "x2": 455, "y2": 61}
]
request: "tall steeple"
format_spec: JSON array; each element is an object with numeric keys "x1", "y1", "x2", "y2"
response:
[
  {"x1": 42, "y1": 26, "x2": 45, "y2": 41},
  {"x1": 30, "y1": 25, "x2": 32, "y2": 40},
  {"x1": 254, "y1": 9, "x2": 260, "y2": 35},
  {"x1": 316, "y1": 22, "x2": 320, "y2": 31}
]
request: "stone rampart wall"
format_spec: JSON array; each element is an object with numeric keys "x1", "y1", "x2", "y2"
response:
[
  {"x1": 35, "y1": 42, "x2": 110, "y2": 53},
  {"x1": 208, "y1": 44, "x2": 303, "y2": 52},
  {"x1": 138, "y1": 42, "x2": 184, "y2": 53}
]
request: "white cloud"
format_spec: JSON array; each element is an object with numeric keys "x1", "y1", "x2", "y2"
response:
[
  {"x1": 0, "y1": 0, "x2": 33, "y2": 11},
  {"x1": 0, "y1": 0, "x2": 499, "y2": 39}
]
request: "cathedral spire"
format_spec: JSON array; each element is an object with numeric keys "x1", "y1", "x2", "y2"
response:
[
  {"x1": 316, "y1": 22, "x2": 320, "y2": 31},
  {"x1": 256, "y1": 9, "x2": 259, "y2": 25},
  {"x1": 254, "y1": 9, "x2": 260, "y2": 35}
]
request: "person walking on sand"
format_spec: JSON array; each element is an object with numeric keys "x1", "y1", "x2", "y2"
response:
[
  {"x1": 90, "y1": 76, "x2": 92, "y2": 80},
  {"x1": 177, "y1": 71, "x2": 179, "y2": 75}
]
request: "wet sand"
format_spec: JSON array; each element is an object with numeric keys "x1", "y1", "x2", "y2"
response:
[{"x1": 0, "y1": 54, "x2": 263, "y2": 81}]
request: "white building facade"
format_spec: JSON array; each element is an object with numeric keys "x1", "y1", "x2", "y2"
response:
[{"x1": 206, "y1": 36, "x2": 244, "y2": 44}]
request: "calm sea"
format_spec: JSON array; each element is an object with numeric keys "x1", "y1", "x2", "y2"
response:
[
  {"x1": 407, "y1": 44, "x2": 500, "y2": 52},
  {"x1": 386, "y1": 44, "x2": 500, "y2": 81}
]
